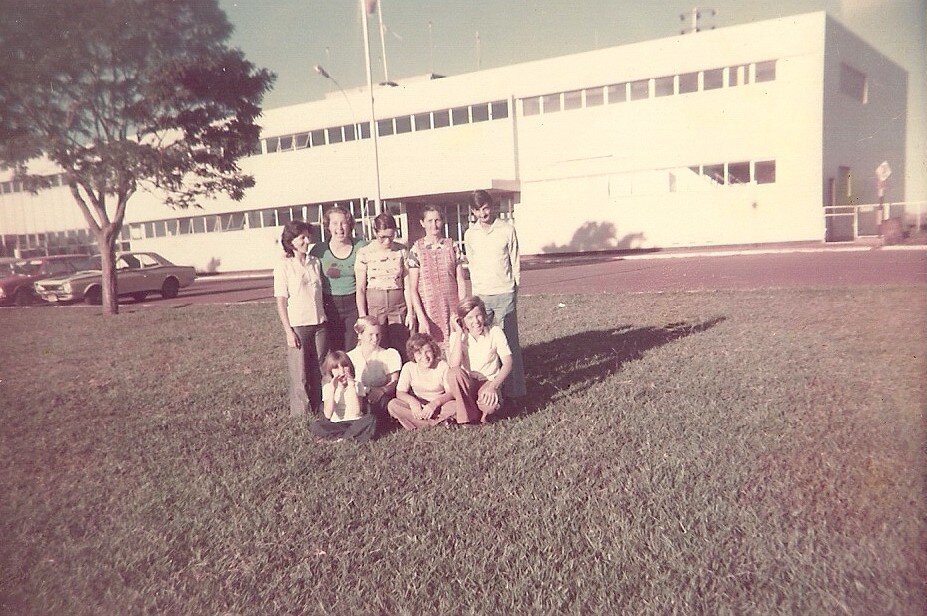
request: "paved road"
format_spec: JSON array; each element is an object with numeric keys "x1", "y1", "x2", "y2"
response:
[
  {"x1": 172, "y1": 248, "x2": 925, "y2": 305},
  {"x1": 520, "y1": 249, "x2": 926, "y2": 295},
  {"x1": 24, "y1": 248, "x2": 925, "y2": 309}
]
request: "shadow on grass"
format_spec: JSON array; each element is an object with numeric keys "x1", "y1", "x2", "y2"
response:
[{"x1": 509, "y1": 317, "x2": 726, "y2": 419}]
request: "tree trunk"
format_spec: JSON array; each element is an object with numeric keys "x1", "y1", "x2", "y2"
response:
[{"x1": 97, "y1": 227, "x2": 119, "y2": 315}]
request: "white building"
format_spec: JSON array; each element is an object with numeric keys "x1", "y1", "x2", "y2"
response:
[{"x1": 0, "y1": 12, "x2": 908, "y2": 271}]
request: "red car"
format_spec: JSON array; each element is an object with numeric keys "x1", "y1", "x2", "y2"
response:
[{"x1": 0, "y1": 254, "x2": 94, "y2": 306}]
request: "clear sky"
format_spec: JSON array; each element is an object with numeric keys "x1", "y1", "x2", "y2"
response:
[{"x1": 218, "y1": 0, "x2": 925, "y2": 199}]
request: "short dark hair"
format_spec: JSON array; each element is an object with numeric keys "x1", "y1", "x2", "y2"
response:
[
  {"x1": 406, "y1": 332, "x2": 440, "y2": 359},
  {"x1": 280, "y1": 220, "x2": 312, "y2": 257},
  {"x1": 419, "y1": 205, "x2": 443, "y2": 221},
  {"x1": 322, "y1": 350, "x2": 354, "y2": 378},
  {"x1": 470, "y1": 189, "x2": 494, "y2": 210},
  {"x1": 373, "y1": 211, "x2": 397, "y2": 232}
]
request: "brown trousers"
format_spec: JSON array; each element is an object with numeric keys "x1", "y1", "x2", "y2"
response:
[{"x1": 386, "y1": 367, "x2": 500, "y2": 430}]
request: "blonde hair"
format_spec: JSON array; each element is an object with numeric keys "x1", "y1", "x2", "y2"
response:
[{"x1": 353, "y1": 315, "x2": 382, "y2": 336}]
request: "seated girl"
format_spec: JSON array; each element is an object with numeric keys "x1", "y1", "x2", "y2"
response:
[
  {"x1": 347, "y1": 316, "x2": 402, "y2": 424},
  {"x1": 446, "y1": 296, "x2": 513, "y2": 424},
  {"x1": 387, "y1": 333, "x2": 459, "y2": 430},
  {"x1": 309, "y1": 351, "x2": 376, "y2": 442}
]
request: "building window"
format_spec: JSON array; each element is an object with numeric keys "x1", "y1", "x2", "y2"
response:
[
  {"x1": 192, "y1": 217, "x2": 206, "y2": 234},
  {"x1": 358, "y1": 122, "x2": 371, "y2": 139},
  {"x1": 327, "y1": 126, "x2": 344, "y2": 143},
  {"x1": 607, "y1": 83, "x2": 627, "y2": 103},
  {"x1": 630, "y1": 79, "x2": 649, "y2": 100},
  {"x1": 204, "y1": 215, "x2": 219, "y2": 232},
  {"x1": 471, "y1": 103, "x2": 490, "y2": 122},
  {"x1": 584, "y1": 87, "x2": 604, "y2": 106},
  {"x1": 728, "y1": 161, "x2": 750, "y2": 184},
  {"x1": 343, "y1": 125, "x2": 356, "y2": 141},
  {"x1": 679, "y1": 72, "x2": 698, "y2": 94},
  {"x1": 451, "y1": 106, "x2": 469, "y2": 125},
  {"x1": 310, "y1": 129, "x2": 326, "y2": 146},
  {"x1": 755, "y1": 60, "x2": 776, "y2": 83},
  {"x1": 377, "y1": 119, "x2": 394, "y2": 136},
  {"x1": 414, "y1": 112, "x2": 432, "y2": 130},
  {"x1": 839, "y1": 63, "x2": 867, "y2": 103},
  {"x1": 727, "y1": 65, "x2": 748, "y2": 87},
  {"x1": 563, "y1": 89, "x2": 582, "y2": 110},
  {"x1": 394, "y1": 115, "x2": 413, "y2": 134},
  {"x1": 541, "y1": 93, "x2": 561, "y2": 113},
  {"x1": 654, "y1": 76, "x2": 674, "y2": 97},
  {"x1": 522, "y1": 96, "x2": 540, "y2": 116},
  {"x1": 703, "y1": 164, "x2": 725, "y2": 185},
  {"x1": 703, "y1": 68, "x2": 723, "y2": 90},
  {"x1": 433, "y1": 109, "x2": 451, "y2": 127},
  {"x1": 221, "y1": 212, "x2": 245, "y2": 231},
  {"x1": 295, "y1": 133, "x2": 310, "y2": 149},
  {"x1": 490, "y1": 100, "x2": 508, "y2": 119},
  {"x1": 276, "y1": 207, "x2": 292, "y2": 225},
  {"x1": 265, "y1": 137, "x2": 280, "y2": 153},
  {"x1": 176, "y1": 218, "x2": 192, "y2": 235},
  {"x1": 755, "y1": 160, "x2": 776, "y2": 184},
  {"x1": 279, "y1": 135, "x2": 293, "y2": 150}
]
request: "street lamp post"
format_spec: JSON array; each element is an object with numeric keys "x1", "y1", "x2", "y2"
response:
[{"x1": 313, "y1": 60, "x2": 383, "y2": 217}]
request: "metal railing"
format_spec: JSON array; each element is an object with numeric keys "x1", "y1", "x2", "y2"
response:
[{"x1": 823, "y1": 200, "x2": 927, "y2": 242}]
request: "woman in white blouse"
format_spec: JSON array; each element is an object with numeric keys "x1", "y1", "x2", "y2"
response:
[
  {"x1": 446, "y1": 296, "x2": 513, "y2": 423},
  {"x1": 273, "y1": 220, "x2": 327, "y2": 418}
]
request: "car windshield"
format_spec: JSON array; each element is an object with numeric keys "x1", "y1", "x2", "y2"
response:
[{"x1": 11, "y1": 260, "x2": 44, "y2": 276}]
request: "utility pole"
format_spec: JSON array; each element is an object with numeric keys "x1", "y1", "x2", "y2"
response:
[
  {"x1": 680, "y1": 7, "x2": 717, "y2": 34},
  {"x1": 428, "y1": 20, "x2": 434, "y2": 75}
]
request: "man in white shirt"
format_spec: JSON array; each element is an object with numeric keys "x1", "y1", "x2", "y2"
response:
[{"x1": 463, "y1": 190, "x2": 526, "y2": 400}]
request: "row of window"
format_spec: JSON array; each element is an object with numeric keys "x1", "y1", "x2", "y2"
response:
[
  {"x1": 0, "y1": 228, "x2": 129, "y2": 258},
  {"x1": 0, "y1": 173, "x2": 67, "y2": 196},
  {"x1": 689, "y1": 160, "x2": 776, "y2": 186},
  {"x1": 261, "y1": 99, "x2": 510, "y2": 156},
  {"x1": 522, "y1": 60, "x2": 777, "y2": 115},
  {"x1": 607, "y1": 160, "x2": 777, "y2": 197}
]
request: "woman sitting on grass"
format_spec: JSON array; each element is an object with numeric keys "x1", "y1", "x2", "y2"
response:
[
  {"x1": 309, "y1": 351, "x2": 376, "y2": 443},
  {"x1": 347, "y1": 316, "x2": 402, "y2": 426},
  {"x1": 447, "y1": 296, "x2": 513, "y2": 424},
  {"x1": 387, "y1": 333, "x2": 480, "y2": 429}
]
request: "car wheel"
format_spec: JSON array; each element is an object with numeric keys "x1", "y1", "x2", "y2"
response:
[
  {"x1": 132, "y1": 292, "x2": 148, "y2": 302},
  {"x1": 14, "y1": 288, "x2": 33, "y2": 306},
  {"x1": 84, "y1": 286, "x2": 103, "y2": 305},
  {"x1": 160, "y1": 277, "x2": 180, "y2": 299}
]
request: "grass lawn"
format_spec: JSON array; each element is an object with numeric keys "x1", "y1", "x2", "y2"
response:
[{"x1": 1, "y1": 287, "x2": 925, "y2": 614}]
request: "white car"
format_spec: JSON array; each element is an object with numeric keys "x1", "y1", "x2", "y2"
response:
[{"x1": 33, "y1": 251, "x2": 196, "y2": 304}]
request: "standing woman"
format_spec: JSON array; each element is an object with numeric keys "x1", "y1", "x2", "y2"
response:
[
  {"x1": 355, "y1": 211, "x2": 415, "y2": 357},
  {"x1": 310, "y1": 205, "x2": 366, "y2": 352},
  {"x1": 407, "y1": 206, "x2": 467, "y2": 348},
  {"x1": 274, "y1": 220, "x2": 327, "y2": 417}
]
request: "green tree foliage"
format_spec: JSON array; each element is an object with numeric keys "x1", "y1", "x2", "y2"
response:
[{"x1": 0, "y1": 0, "x2": 274, "y2": 313}]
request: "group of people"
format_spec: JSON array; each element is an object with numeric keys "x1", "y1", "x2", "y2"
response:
[{"x1": 273, "y1": 190, "x2": 526, "y2": 442}]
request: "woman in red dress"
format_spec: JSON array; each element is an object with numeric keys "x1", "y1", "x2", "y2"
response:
[{"x1": 408, "y1": 206, "x2": 467, "y2": 348}]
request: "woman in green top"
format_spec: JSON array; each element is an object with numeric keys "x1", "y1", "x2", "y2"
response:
[{"x1": 310, "y1": 205, "x2": 366, "y2": 351}]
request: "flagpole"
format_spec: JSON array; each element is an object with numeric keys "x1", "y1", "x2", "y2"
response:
[
  {"x1": 361, "y1": 0, "x2": 383, "y2": 215},
  {"x1": 376, "y1": 0, "x2": 390, "y2": 83}
]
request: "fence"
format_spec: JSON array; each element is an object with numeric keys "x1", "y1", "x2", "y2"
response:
[{"x1": 823, "y1": 200, "x2": 927, "y2": 242}]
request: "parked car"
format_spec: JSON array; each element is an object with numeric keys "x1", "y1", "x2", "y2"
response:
[
  {"x1": 0, "y1": 254, "x2": 95, "y2": 306},
  {"x1": 33, "y1": 251, "x2": 197, "y2": 305}
]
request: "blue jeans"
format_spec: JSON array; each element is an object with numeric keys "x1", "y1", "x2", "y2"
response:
[{"x1": 478, "y1": 290, "x2": 526, "y2": 399}]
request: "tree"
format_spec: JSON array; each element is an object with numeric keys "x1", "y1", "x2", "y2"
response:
[{"x1": 0, "y1": 0, "x2": 274, "y2": 314}]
